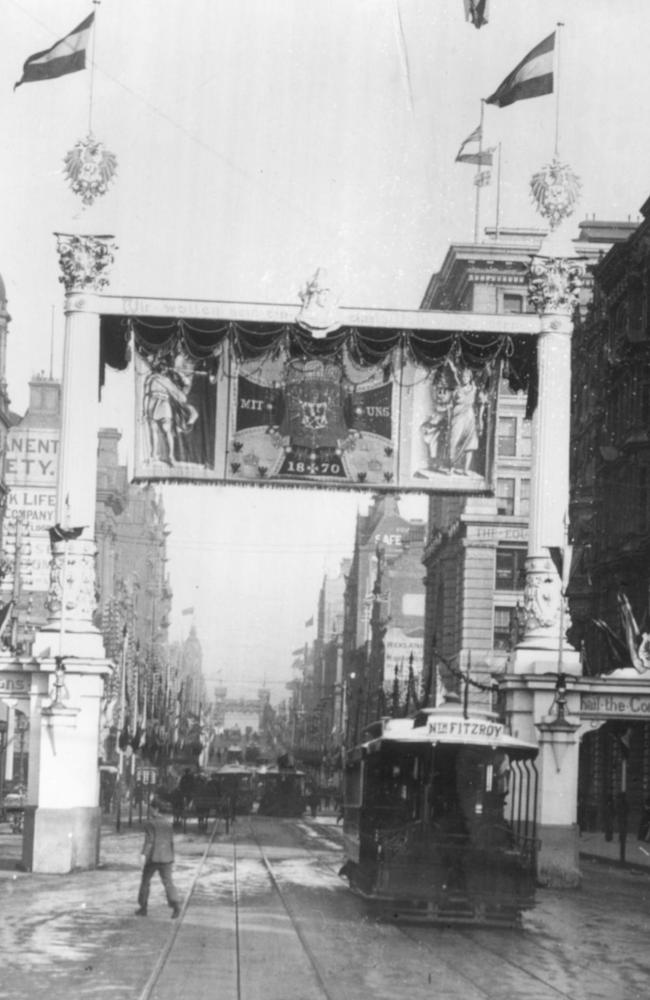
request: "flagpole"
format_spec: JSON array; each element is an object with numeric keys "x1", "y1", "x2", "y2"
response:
[
  {"x1": 88, "y1": 0, "x2": 100, "y2": 134},
  {"x1": 116, "y1": 625, "x2": 127, "y2": 832},
  {"x1": 473, "y1": 100, "x2": 485, "y2": 242},
  {"x1": 554, "y1": 22, "x2": 564, "y2": 157},
  {"x1": 495, "y1": 143, "x2": 502, "y2": 240}
]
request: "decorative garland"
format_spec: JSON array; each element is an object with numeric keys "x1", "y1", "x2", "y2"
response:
[{"x1": 100, "y1": 313, "x2": 537, "y2": 403}]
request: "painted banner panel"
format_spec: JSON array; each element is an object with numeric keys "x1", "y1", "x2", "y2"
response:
[
  {"x1": 227, "y1": 352, "x2": 396, "y2": 487},
  {"x1": 133, "y1": 343, "x2": 500, "y2": 493},
  {"x1": 134, "y1": 351, "x2": 219, "y2": 481},
  {"x1": 399, "y1": 358, "x2": 499, "y2": 491}
]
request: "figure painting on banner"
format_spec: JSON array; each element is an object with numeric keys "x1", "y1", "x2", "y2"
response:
[
  {"x1": 405, "y1": 358, "x2": 498, "y2": 490},
  {"x1": 131, "y1": 326, "x2": 500, "y2": 493},
  {"x1": 447, "y1": 361, "x2": 488, "y2": 476},
  {"x1": 134, "y1": 349, "x2": 218, "y2": 479}
]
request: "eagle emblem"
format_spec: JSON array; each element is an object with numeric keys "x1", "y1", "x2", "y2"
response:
[
  {"x1": 63, "y1": 132, "x2": 118, "y2": 207},
  {"x1": 300, "y1": 400, "x2": 328, "y2": 431}
]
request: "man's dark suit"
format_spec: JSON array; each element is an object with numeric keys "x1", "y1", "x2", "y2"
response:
[{"x1": 137, "y1": 812, "x2": 180, "y2": 915}]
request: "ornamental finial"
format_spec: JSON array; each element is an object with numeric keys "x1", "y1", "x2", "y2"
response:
[
  {"x1": 54, "y1": 233, "x2": 117, "y2": 293},
  {"x1": 297, "y1": 268, "x2": 342, "y2": 338},
  {"x1": 530, "y1": 156, "x2": 581, "y2": 231},
  {"x1": 63, "y1": 132, "x2": 118, "y2": 207}
]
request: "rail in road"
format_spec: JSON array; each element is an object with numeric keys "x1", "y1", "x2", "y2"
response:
[
  {"x1": 132, "y1": 815, "x2": 649, "y2": 1000},
  {"x1": 3, "y1": 814, "x2": 649, "y2": 1000},
  {"x1": 137, "y1": 815, "x2": 342, "y2": 1000}
]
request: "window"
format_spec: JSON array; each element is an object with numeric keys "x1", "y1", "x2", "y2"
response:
[
  {"x1": 498, "y1": 417, "x2": 517, "y2": 457},
  {"x1": 496, "y1": 478, "x2": 515, "y2": 516},
  {"x1": 521, "y1": 420, "x2": 532, "y2": 458},
  {"x1": 495, "y1": 546, "x2": 527, "y2": 590},
  {"x1": 503, "y1": 293, "x2": 523, "y2": 314},
  {"x1": 493, "y1": 606, "x2": 512, "y2": 650},
  {"x1": 520, "y1": 478, "x2": 530, "y2": 517}
]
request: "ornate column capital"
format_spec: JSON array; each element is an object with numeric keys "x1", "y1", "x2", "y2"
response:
[
  {"x1": 54, "y1": 233, "x2": 117, "y2": 293},
  {"x1": 528, "y1": 255, "x2": 586, "y2": 317}
]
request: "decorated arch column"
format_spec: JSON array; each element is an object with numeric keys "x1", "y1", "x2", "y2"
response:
[
  {"x1": 504, "y1": 239, "x2": 585, "y2": 887},
  {"x1": 24, "y1": 235, "x2": 116, "y2": 874}
]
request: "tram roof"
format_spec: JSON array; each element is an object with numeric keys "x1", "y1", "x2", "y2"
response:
[
  {"x1": 256, "y1": 766, "x2": 305, "y2": 776},
  {"x1": 359, "y1": 708, "x2": 538, "y2": 758}
]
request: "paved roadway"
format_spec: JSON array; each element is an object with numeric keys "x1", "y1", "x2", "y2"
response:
[{"x1": 1, "y1": 814, "x2": 649, "y2": 999}]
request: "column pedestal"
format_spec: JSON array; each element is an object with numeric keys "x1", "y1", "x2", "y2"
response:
[
  {"x1": 535, "y1": 715, "x2": 581, "y2": 888},
  {"x1": 22, "y1": 659, "x2": 110, "y2": 873}
]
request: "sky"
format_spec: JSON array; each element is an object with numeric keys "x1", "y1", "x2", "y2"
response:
[{"x1": 3, "y1": 0, "x2": 650, "y2": 701}]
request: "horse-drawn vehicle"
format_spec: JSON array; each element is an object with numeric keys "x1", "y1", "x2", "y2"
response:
[
  {"x1": 167, "y1": 763, "x2": 254, "y2": 831},
  {"x1": 340, "y1": 699, "x2": 539, "y2": 926}
]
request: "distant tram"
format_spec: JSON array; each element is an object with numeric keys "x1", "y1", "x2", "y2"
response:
[
  {"x1": 256, "y1": 766, "x2": 306, "y2": 817},
  {"x1": 216, "y1": 763, "x2": 255, "y2": 815},
  {"x1": 340, "y1": 700, "x2": 539, "y2": 926}
]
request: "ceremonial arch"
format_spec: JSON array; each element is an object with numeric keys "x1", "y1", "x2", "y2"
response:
[{"x1": 3, "y1": 232, "x2": 647, "y2": 884}]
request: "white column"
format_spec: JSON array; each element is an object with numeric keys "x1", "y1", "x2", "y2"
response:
[
  {"x1": 34, "y1": 235, "x2": 116, "y2": 662},
  {"x1": 512, "y1": 252, "x2": 585, "y2": 675},
  {"x1": 25, "y1": 234, "x2": 115, "y2": 873}
]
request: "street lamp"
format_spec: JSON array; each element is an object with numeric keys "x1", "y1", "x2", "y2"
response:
[{"x1": 15, "y1": 712, "x2": 28, "y2": 789}]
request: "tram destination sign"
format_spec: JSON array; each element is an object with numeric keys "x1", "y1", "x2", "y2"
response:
[
  {"x1": 580, "y1": 693, "x2": 650, "y2": 718},
  {"x1": 426, "y1": 717, "x2": 505, "y2": 741}
]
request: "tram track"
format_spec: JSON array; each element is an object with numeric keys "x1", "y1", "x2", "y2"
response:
[
  {"x1": 246, "y1": 818, "x2": 341, "y2": 1000},
  {"x1": 130, "y1": 814, "x2": 648, "y2": 1000},
  {"x1": 134, "y1": 815, "x2": 342, "y2": 1000}
]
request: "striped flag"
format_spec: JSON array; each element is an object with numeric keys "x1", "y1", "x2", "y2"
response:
[
  {"x1": 14, "y1": 12, "x2": 95, "y2": 90},
  {"x1": 464, "y1": 1, "x2": 489, "y2": 29},
  {"x1": 455, "y1": 125, "x2": 494, "y2": 165},
  {"x1": 485, "y1": 32, "x2": 554, "y2": 108}
]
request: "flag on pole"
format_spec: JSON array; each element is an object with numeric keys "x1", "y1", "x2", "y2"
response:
[
  {"x1": 305, "y1": 616, "x2": 314, "y2": 628},
  {"x1": 474, "y1": 169, "x2": 492, "y2": 187},
  {"x1": 464, "y1": 0, "x2": 489, "y2": 29},
  {"x1": 14, "y1": 12, "x2": 95, "y2": 90},
  {"x1": 455, "y1": 126, "x2": 494, "y2": 165},
  {"x1": 0, "y1": 600, "x2": 14, "y2": 639},
  {"x1": 485, "y1": 31, "x2": 554, "y2": 108}
]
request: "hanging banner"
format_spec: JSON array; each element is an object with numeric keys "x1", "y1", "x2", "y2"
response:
[
  {"x1": 399, "y1": 357, "x2": 499, "y2": 490},
  {"x1": 227, "y1": 351, "x2": 395, "y2": 486},
  {"x1": 134, "y1": 350, "x2": 218, "y2": 480},
  {"x1": 133, "y1": 345, "x2": 500, "y2": 492}
]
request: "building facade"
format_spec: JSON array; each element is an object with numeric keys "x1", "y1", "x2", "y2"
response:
[
  {"x1": 569, "y1": 206, "x2": 650, "y2": 835},
  {"x1": 343, "y1": 494, "x2": 426, "y2": 742},
  {"x1": 420, "y1": 224, "x2": 633, "y2": 713}
]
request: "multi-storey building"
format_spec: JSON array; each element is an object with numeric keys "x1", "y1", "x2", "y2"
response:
[
  {"x1": 419, "y1": 230, "x2": 540, "y2": 706},
  {"x1": 1, "y1": 375, "x2": 60, "y2": 652},
  {"x1": 569, "y1": 207, "x2": 650, "y2": 833},
  {"x1": 419, "y1": 223, "x2": 633, "y2": 710},
  {"x1": 343, "y1": 494, "x2": 426, "y2": 741},
  {"x1": 95, "y1": 428, "x2": 175, "y2": 764},
  {"x1": 311, "y1": 563, "x2": 347, "y2": 754}
]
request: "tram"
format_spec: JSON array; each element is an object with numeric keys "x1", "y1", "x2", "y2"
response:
[
  {"x1": 256, "y1": 765, "x2": 306, "y2": 817},
  {"x1": 340, "y1": 700, "x2": 539, "y2": 926},
  {"x1": 215, "y1": 763, "x2": 255, "y2": 814}
]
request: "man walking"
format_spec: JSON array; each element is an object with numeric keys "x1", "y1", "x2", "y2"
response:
[{"x1": 135, "y1": 797, "x2": 181, "y2": 919}]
